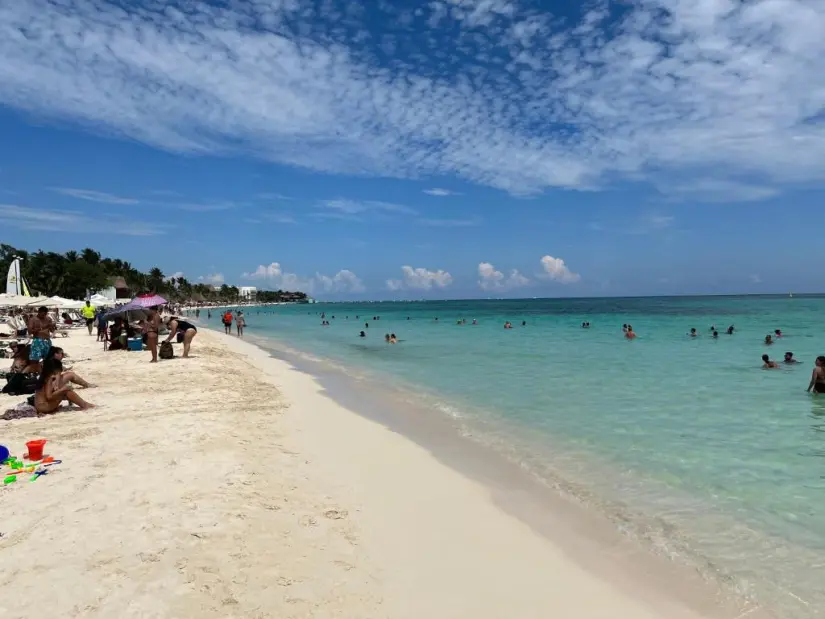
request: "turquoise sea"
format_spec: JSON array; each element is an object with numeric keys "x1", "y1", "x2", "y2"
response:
[{"x1": 197, "y1": 296, "x2": 825, "y2": 617}]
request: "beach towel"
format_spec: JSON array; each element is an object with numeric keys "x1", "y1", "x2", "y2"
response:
[{"x1": 2, "y1": 402, "x2": 38, "y2": 420}]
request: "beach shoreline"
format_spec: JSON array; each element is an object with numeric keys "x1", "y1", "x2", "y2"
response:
[{"x1": 0, "y1": 328, "x2": 772, "y2": 618}]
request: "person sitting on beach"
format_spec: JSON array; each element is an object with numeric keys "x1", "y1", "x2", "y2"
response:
[
  {"x1": 807, "y1": 356, "x2": 825, "y2": 394},
  {"x1": 8, "y1": 344, "x2": 38, "y2": 374},
  {"x1": 165, "y1": 317, "x2": 198, "y2": 358},
  {"x1": 762, "y1": 354, "x2": 779, "y2": 369},
  {"x1": 783, "y1": 352, "x2": 800, "y2": 364},
  {"x1": 774, "y1": 329, "x2": 783, "y2": 338},
  {"x1": 44, "y1": 346, "x2": 96, "y2": 388},
  {"x1": 689, "y1": 328, "x2": 698, "y2": 337},
  {"x1": 27, "y1": 306, "x2": 55, "y2": 368},
  {"x1": 34, "y1": 358, "x2": 95, "y2": 414},
  {"x1": 61, "y1": 311, "x2": 74, "y2": 325},
  {"x1": 764, "y1": 335, "x2": 774, "y2": 345},
  {"x1": 625, "y1": 325, "x2": 637, "y2": 339}
]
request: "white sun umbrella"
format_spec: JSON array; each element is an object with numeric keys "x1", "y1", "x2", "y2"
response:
[
  {"x1": 0, "y1": 294, "x2": 49, "y2": 307},
  {"x1": 26, "y1": 295, "x2": 80, "y2": 309}
]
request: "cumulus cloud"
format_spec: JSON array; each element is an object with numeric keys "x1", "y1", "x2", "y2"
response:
[
  {"x1": 199, "y1": 273, "x2": 225, "y2": 286},
  {"x1": 477, "y1": 262, "x2": 529, "y2": 291},
  {"x1": 165, "y1": 271, "x2": 185, "y2": 282},
  {"x1": 386, "y1": 266, "x2": 453, "y2": 291},
  {"x1": 1, "y1": 0, "x2": 822, "y2": 197},
  {"x1": 316, "y1": 269, "x2": 365, "y2": 293},
  {"x1": 244, "y1": 262, "x2": 364, "y2": 294},
  {"x1": 539, "y1": 255, "x2": 580, "y2": 284}
]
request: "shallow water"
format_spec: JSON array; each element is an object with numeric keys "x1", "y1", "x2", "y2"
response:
[{"x1": 201, "y1": 296, "x2": 825, "y2": 617}]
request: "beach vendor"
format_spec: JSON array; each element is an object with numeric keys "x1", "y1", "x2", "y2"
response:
[
  {"x1": 27, "y1": 306, "x2": 55, "y2": 367},
  {"x1": 81, "y1": 300, "x2": 96, "y2": 335}
]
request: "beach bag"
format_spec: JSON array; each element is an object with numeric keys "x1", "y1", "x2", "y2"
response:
[
  {"x1": 159, "y1": 341, "x2": 175, "y2": 360},
  {"x1": 2, "y1": 372, "x2": 38, "y2": 396}
]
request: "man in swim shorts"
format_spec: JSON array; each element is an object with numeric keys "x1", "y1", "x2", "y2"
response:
[{"x1": 27, "y1": 306, "x2": 54, "y2": 365}]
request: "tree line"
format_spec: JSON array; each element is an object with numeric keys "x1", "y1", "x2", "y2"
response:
[{"x1": 0, "y1": 244, "x2": 308, "y2": 304}]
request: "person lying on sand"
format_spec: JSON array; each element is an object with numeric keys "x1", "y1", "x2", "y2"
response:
[{"x1": 35, "y1": 359, "x2": 95, "y2": 414}]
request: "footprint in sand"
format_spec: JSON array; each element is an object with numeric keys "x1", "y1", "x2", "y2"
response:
[{"x1": 323, "y1": 509, "x2": 348, "y2": 520}]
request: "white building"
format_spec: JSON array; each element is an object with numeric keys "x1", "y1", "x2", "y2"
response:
[{"x1": 238, "y1": 286, "x2": 257, "y2": 299}]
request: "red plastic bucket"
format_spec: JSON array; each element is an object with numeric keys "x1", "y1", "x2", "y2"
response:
[{"x1": 26, "y1": 440, "x2": 47, "y2": 460}]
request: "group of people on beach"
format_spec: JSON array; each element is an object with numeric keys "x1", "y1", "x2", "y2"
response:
[{"x1": 220, "y1": 309, "x2": 246, "y2": 337}]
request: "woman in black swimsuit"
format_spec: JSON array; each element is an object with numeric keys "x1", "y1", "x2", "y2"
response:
[
  {"x1": 807, "y1": 356, "x2": 825, "y2": 394},
  {"x1": 165, "y1": 316, "x2": 198, "y2": 358}
]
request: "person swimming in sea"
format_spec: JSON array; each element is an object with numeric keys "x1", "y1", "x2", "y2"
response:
[
  {"x1": 359, "y1": 331, "x2": 366, "y2": 338},
  {"x1": 807, "y1": 356, "x2": 825, "y2": 394},
  {"x1": 712, "y1": 329, "x2": 719, "y2": 339},
  {"x1": 783, "y1": 352, "x2": 800, "y2": 364},
  {"x1": 472, "y1": 319, "x2": 477, "y2": 325},
  {"x1": 625, "y1": 325, "x2": 636, "y2": 339},
  {"x1": 774, "y1": 329, "x2": 783, "y2": 338},
  {"x1": 689, "y1": 328, "x2": 698, "y2": 337},
  {"x1": 504, "y1": 321, "x2": 513, "y2": 329},
  {"x1": 764, "y1": 334, "x2": 774, "y2": 345},
  {"x1": 389, "y1": 333, "x2": 398, "y2": 344},
  {"x1": 727, "y1": 325, "x2": 735, "y2": 335},
  {"x1": 762, "y1": 354, "x2": 779, "y2": 369},
  {"x1": 622, "y1": 323, "x2": 628, "y2": 333},
  {"x1": 521, "y1": 320, "x2": 526, "y2": 326},
  {"x1": 384, "y1": 333, "x2": 390, "y2": 343}
]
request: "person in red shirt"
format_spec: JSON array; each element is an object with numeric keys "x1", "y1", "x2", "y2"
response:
[{"x1": 222, "y1": 311, "x2": 233, "y2": 334}]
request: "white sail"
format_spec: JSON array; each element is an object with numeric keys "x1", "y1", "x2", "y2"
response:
[{"x1": 6, "y1": 258, "x2": 20, "y2": 296}]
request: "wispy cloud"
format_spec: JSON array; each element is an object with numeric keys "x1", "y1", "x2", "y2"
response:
[
  {"x1": 418, "y1": 217, "x2": 481, "y2": 227},
  {"x1": 0, "y1": 203, "x2": 168, "y2": 236},
  {"x1": 624, "y1": 213, "x2": 675, "y2": 235},
  {"x1": 52, "y1": 187, "x2": 139, "y2": 205},
  {"x1": 320, "y1": 199, "x2": 416, "y2": 216},
  {"x1": 665, "y1": 180, "x2": 780, "y2": 203},
  {"x1": 3, "y1": 1, "x2": 821, "y2": 196},
  {"x1": 176, "y1": 201, "x2": 240, "y2": 212},
  {"x1": 260, "y1": 212, "x2": 297, "y2": 224},
  {"x1": 255, "y1": 192, "x2": 292, "y2": 201},
  {"x1": 423, "y1": 188, "x2": 460, "y2": 197}
]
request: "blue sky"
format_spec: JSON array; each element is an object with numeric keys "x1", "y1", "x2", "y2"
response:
[{"x1": 0, "y1": 0, "x2": 823, "y2": 299}]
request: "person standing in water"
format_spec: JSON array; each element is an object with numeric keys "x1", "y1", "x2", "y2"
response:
[
  {"x1": 807, "y1": 356, "x2": 825, "y2": 394},
  {"x1": 236, "y1": 311, "x2": 246, "y2": 337},
  {"x1": 222, "y1": 310, "x2": 233, "y2": 335},
  {"x1": 625, "y1": 325, "x2": 637, "y2": 339}
]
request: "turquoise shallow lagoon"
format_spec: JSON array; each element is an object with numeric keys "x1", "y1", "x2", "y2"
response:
[{"x1": 200, "y1": 296, "x2": 825, "y2": 617}]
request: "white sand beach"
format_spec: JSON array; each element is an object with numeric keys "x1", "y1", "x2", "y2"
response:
[{"x1": 0, "y1": 329, "x2": 770, "y2": 619}]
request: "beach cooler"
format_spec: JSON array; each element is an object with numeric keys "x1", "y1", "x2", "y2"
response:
[{"x1": 127, "y1": 337, "x2": 143, "y2": 352}]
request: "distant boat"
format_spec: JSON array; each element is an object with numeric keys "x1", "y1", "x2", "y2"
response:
[{"x1": 789, "y1": 292, "x2": 793, "y2": 298}]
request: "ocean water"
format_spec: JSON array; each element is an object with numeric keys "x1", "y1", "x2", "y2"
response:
[{"x1": 200, "y1": 296, "x2": 825, "y2": 617}]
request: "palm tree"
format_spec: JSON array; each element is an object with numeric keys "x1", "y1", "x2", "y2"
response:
[
  {"x1": 147, "y1": 267, "x2": 165, "y2": 294},
  {"x1": 81, "y1": 248, "x2": 101, "y2": 266}
]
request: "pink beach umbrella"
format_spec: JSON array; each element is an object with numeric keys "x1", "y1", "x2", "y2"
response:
[{"x1": 131, "y1": 293, "x2": 167, "y2": 308}]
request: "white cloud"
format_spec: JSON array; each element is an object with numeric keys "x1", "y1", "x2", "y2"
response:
[
  {"x1": 423, "y1": 188, "x2": 459, "y2": 196},
  {"x1": 478, "y1": 262, "x2": 529, "y2": 291},
  {"x1": 319, "y1": 199, "x2": 416, "y2": 217},
  {"x1": 750, "y1": 274, "x2": 762, "y2": 284},
  {"x1": 243, "y1": 262, "x2": 365, "y2": 294},
  {"x1": 418, "y1": 218, "x2": 480, "y2": 227},
  {"x1": 0, "y1": 203, "x2": 168, "y2": 236},
  {"x1": 1, "y1": 1, "x2": 822, "y2": 196},
  {"x1": 165, "y1": 271, "x2": 185, "y2": 282},
  {"x1": 387, "y1": 266, "x2": 453, "y2": 291},
  {"x1": 316, "y1": 269, "x2": 366, "y2": 294},
  {"x1": 666, "y1": 180, "x2": 780, "y2": 203},
  {"x1": 198, "y1": 273, "x2": 225, "y2": 286},
  {"x1": 539, "y1": 255, "x2": 580, "y2": 284},
  {"x1": 52, "y1": 187, "x2": 139, "y2": 205}
]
